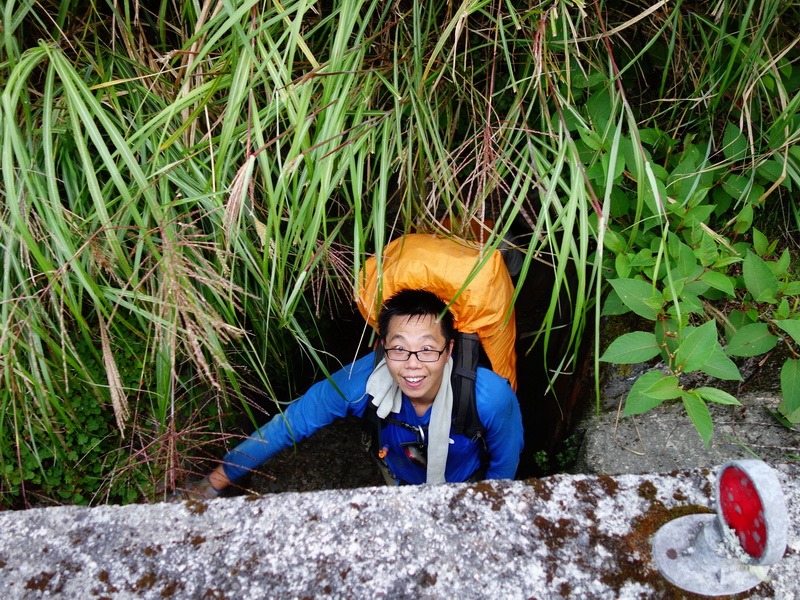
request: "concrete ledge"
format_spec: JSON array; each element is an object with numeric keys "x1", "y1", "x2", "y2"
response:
[{"x1": 1, "y1": 465, "x2": 798, "y2": 599}]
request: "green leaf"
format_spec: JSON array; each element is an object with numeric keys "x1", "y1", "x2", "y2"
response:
[
  {"x1": 701, "y1": 270, "x2": 735, "y2": 296},
  {"x1": 601, "y1": 289, "x2": 629, "y2": 316},
  {"x1": 756, "y1": 159, "x2": 785, "y2": 184},
  {"x1": 674, "y1": 321, "x2": 717, "y2": 373},
  {"x1": 734, "y1": 204, "x2": 754, "y2": 234},
  {"x1": 669, "y1": 293, "x2": 704, "y2": 316},
  {"x1": 779, "y1": 359, "x2": 800, "y2": 423},
  {"x1": 722, "y1": 173, "x2": 749, "y2": 198},
  {"x1": 701, "y1": 346, "x2": 744, "y2": 381},
  {"x1": 608, "y1": 279, "x2": 662, "y2": 321},
  {"x1": 781, "y1": 281, "x2": 800, "y2": 295},
  {"x1": 615, "y1": 253, "x2": 631, "y2": 278},
  {"x1": 722, "y1": 123, "x2": 747, "y2": 162},
  {"x1": 624, "y1": 370, "x2": 669, "y2": 416},
  {"x1": 743, "y1": 251, "x2": 779, "y2": 303},
  {"x1": 642, "y1": 375, "x2": 682, "y2": 400},
  {"x1": 776, "y1": 319, "x2": 800, "y2": 345},
  {"x1": 600, "y1": 332, "x2": 661, "y2": 364},
  {"x1": 603, "y1": 229, "x2": 626, "y2": 254},
  {"x1": 752, "y1": 228, "x2": 769, "y2": 257},
  {"x1": 776, "y1": 299, "x2": 791, "y2": 321},
  {"x1": 725, "y1": 323, "x2": 779, "y2": 357},
  {"x1": 681, "y1": 391, "x2": 714, "y2": 447},
  {"x1": 774, "y1": 248, "x2": 791, "y2": 276},
  {"x1": 695, "y1": 387, "x2": 741, "y2": 406}
]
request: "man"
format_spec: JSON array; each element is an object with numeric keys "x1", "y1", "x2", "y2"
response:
[{"x1": 175, "y1": 289, "x2": 523, "y2": 499}]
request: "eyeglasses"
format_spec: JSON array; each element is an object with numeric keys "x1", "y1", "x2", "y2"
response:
[{"x1": 384, "y1": 347, "x2": 448, "y2": 362}]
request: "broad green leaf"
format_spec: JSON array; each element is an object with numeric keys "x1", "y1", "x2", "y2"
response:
[
  {"x1": 779, "y1": 359, "x2": 800, "y2": 424},
  {"x1": 781, "y1": 281, "x2": 800, "y2": 295},
  {"x1": 752, "y1": 228, "x2": 769, "y2": 257},
  {"x1": 579, "y1": 128, "x2": 606, "y2": 152},
  {"x1": 642, "y1": 375, "x2": 682, "y2": 400},
  {"x1": 695, "y1": 232, "x2": 719, "y2": 267},
  {"x1": 725, "y1": 323, "x2": 779, "y2": 357},
  {"x1": 603, "y1": 229, "x2": 626, "y2": 254},
  {"x1": 675, "y1": 320, "x2": 717, "y2": 373},
  {"x1": 681, "y1": 391, "x2": 713, "y2": 447},
  {"x1": 624, "y1": 370, "x2": 669, "y2": 416},
  {"x1": 721, "y1": 173, "x2": 749, "y2": 199},
  {"x1": 776, "y1": 299, "x2": 791, "y2": 320},
  {"x1": 722, "y1": 123, "x2": 747, "y2": 162},
  {"x1": 600, "y1": 332, "x2": 661, "y2": 364},
  {"x1": 774, "y1": 248, "x2": 791, "y2": 276},
  {"x1": 615, "y1": 253, "x2": 631, "y2": 278},
  {"x1": 667, "y1": 294, "x2": 704, "y2": 317},
  {"x1": 601, "y1": 289, "x2": 629, "y2": 316},
  {"x1": 608, "y1": 279, "x2": 662, "y2": 320},
  {"x1": 695, "y1": 387, "x2": 741, "y2": 406},
  {"x1": 756, "y1": 159, "x2": 785, "y2": 183},
  {"x1": 776, "y1": 319, "x2": 800, "y2": 345},
  {"x1": 670, "y1": 242, "x2": 702, "y2": 280},
  {"x1": 714, "y1": 256, "x2": 743, "y2": 269},
  {"x1": 734, "y1": 204, "x2": 754, "y2": 234},
  {"x1": 701, "y1": 270, "x2": 735, "y2": 297},
  {"x1": 683, "y1": 204, "x2": 715, "y2": 227},
  {"x1": 743, "y1": 251, "x2": 779, "y2": 303},
  {"x1": 701, "y1": 346, "x2": 743, "y2": 381}
]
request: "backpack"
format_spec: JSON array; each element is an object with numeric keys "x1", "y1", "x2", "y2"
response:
[
  {"x1": 356, "y1": 233, "x2": 517, "y2": 389},
  {"x1": 356, "y1": 233, "x2": 517, "y2": 478}
]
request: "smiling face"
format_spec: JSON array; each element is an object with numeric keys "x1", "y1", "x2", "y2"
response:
[{"x1": 382, "y1": 313, "x2": 454, "y2": 407}]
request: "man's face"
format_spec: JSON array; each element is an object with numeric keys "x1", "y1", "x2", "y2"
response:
[{"x1": 382, "y1": 313, "x2": 454, "y2": 406}]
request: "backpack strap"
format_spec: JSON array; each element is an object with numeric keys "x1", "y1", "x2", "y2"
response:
[{"x1": 452, "y1": 332, "x2": 480, "y2": 436}]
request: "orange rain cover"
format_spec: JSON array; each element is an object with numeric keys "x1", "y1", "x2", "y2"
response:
[{"x1": 356, "y1": 233, "x2": 517, "y2": 391}]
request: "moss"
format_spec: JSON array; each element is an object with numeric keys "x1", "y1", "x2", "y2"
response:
[
  {"x1": 134, "y1": 571, "x2": 157, "y2": 591},
  {"x1": 185, "y1": 499, "x2": 208, "y2": 514},
  {"x1": 25, "y1": 571, "x2": 57, "y2": 592},
  {"x1": 597, "y1": 474, "x2": 620, "y2": 496},
  {"x1": 468, "y1": 481, "x2": 506, "y2": 511},
  {"x1": 94, "y1": 569, "x2": 119, "y2": 595},
  {"x1": 418, "y1": 569, "x2": 437, "y2": 587},
  {"x1": 522, "y1": 477, "x2": 553, "y2": 502},
  {"x1": 637, "y1": 480, "x2": 659, "y2": 502}
]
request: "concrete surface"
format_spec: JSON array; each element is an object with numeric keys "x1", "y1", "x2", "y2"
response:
[
  {"x1": 0, "y1": 464, "x2": 798, "y2": 599},
  {"x1": 578, "y1": 389, "x2": 800, "y2": 475}
]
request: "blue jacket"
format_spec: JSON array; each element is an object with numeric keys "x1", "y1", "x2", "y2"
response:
[{"x1": 222, "y1": 352, "x2": 524, "y2": 484}]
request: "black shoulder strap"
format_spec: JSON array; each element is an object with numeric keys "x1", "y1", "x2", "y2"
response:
[{"x1": 451, "y1": 332, "x2": 486, "y2": 441}]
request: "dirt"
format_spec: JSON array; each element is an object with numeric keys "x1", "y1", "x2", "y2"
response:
[{"x1": 234, "y1": 416, "x2": 386, "y2": 496}]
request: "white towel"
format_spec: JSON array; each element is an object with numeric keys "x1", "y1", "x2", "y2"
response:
[{"x1": 365, "y1": 357, "x2": 453, "y2": 484}]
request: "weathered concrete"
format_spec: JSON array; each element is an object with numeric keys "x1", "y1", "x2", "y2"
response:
[{"x1": 1, "y1": 464, "x2": 798, "y2": 599}]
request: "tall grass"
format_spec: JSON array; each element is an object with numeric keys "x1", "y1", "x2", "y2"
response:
[{"x1": 1, "y1": 0, "x2": 798, "y2": 505}]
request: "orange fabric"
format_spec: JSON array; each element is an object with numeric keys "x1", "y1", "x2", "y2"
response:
[{"x1": 356, "y1": 233, "x2": 517, "y2": 391}]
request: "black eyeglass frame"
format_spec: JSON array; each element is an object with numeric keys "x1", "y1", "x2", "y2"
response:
[{"x1": 383, "y1": 346, "x2": 449, "y2": 363}]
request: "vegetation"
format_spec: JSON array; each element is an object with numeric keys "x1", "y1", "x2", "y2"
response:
[{"x1": 1, "y1": 0, "x2": 798, "y2": 507}]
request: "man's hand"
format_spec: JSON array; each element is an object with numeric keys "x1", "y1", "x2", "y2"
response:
[{"x1": 167, "y1": 476, "x2": 222, "y2": 502}]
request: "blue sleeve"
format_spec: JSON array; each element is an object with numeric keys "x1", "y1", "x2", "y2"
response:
[
  {"x1": 221, "y1": 353, "x2": 375, "y2": 482},
  {"x1": 475, "y1": 369, "x2": 524, "y2": 480}
]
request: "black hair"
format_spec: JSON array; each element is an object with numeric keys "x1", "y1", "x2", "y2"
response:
[{"x1": 377, "y1": 289, "x2": 456, "y2": 342}]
